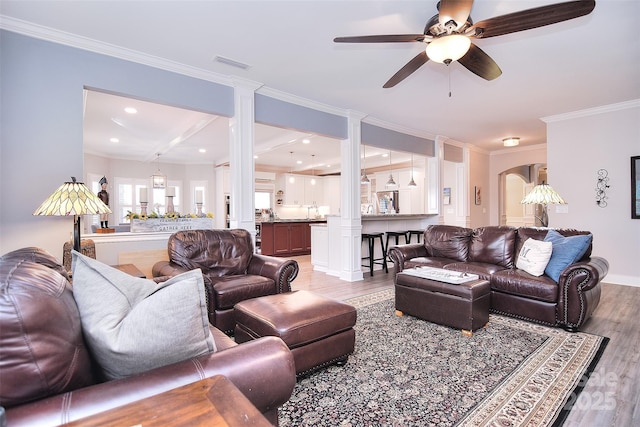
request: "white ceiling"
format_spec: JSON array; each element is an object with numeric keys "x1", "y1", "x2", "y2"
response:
[{"x1": 2, "y1": 0, "x2": 639, "y2": 172}]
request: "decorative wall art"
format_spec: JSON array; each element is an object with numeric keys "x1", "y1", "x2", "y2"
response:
[
  {"x1": 443, "y1": 187, "x2": 451, "y2": 205},
  {"x1": 474, "y1": 186, "x2": 482, "y2": 205},
  {"x1": 595, "y1": 169, "x2": 610, "y2": 208},
  {"x1": 632, "y1": 156, "x2": 640, "y2": 219}
]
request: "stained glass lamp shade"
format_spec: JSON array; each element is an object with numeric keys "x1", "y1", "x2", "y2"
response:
[{"x1": 33, "y1": 177, "x2": 112, "y2": 251}]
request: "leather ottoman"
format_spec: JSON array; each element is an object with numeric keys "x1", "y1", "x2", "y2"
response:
[
  {"x1": 395, "y1": 272, "x2": 490, "y2": 336},
  {"x1": 234, "y1": 290, "x2": 357, "y2": 377}
]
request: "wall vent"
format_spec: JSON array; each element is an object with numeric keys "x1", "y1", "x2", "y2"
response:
[{"x1": 212, "y1": 55, "x2": 251, "y2": 70}]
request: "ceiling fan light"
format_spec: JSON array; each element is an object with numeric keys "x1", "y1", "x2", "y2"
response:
[{"x1": 426, "y1": 34, "x2": 471, "y2": 64}]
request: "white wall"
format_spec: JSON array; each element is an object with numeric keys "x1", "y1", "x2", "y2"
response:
[{"x1": 545, "y1": 101, "x2": 640, "y2": 287}]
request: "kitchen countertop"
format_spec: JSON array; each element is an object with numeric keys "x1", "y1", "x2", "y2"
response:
[
  {"x1": 361, "y1": 214, "x2": 436, "y2": 220},
  {"x1": 257, "y1": 218, "x2": 327, "y2": 223}
]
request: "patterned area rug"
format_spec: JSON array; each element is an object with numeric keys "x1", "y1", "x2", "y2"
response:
[{"x1": 279, "y1": 289, "x2": 608, "y2": 426}]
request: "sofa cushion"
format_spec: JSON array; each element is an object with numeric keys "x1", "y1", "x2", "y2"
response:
[
  {"x1": 516, "y1": 238, "x2": 553, "y2": 277},
  {"x1": 468, "y1": 226, "x2": 517, "y2": 268},
  {"x1": 210, "y1": 274, "x2": 276, "y2": 309},
  {"x1": 423, "y1": 225, "x2": 473, "y2": 262},
  {"x1": 72, "y1": 251, "x2": 215, "y2": 380},
  {"x1": 404, "y1": 256, "x2": 453, "y2": 270},
  {"x1": 0, "y1": 248, "x2": 95, "y2": 407},
  {"x1": 491, "y1": 269, "x2": 558, "y2": 303},
  {"x1": 168, "y1": 229, "x2": 254, "y2": 276},
  {"x1": 544, "y1": 230, "x2": 593, "y2": 282}
]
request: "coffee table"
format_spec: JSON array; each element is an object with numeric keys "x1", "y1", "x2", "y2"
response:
[
  {"x1": 65, "y1": 375, "x2": 271, "y2": 426},
  {"x1": 395, "y1": 268, "x2": 490, "y2": 336}
]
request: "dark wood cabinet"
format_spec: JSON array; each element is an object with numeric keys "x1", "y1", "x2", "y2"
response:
[{"x1": 260, "y1": 221, "x2": 324, "y2": 256}]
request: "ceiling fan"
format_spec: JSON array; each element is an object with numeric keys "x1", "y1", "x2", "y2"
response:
[{"x1": 334, "y1": 0, "x2": 595, "y2": 88}]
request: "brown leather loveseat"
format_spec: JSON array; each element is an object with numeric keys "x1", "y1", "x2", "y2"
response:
[
  {"x1": 389, "y1": 225, "x2": 609, "y2": 331},
  {"x1": 0, "y1": 247, "x2": 296, "y2": 426},
  {"x1": 153, "y1": 228, "x2": 299, "y2": 334}
]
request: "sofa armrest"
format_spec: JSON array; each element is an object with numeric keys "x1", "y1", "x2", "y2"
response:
[
  {"x1": 5, "y1": 336, "x2": 296, "y2": 427},
  {"x1": 557, "y1": 256, "x2": 609, "y2": 331},
  {"x1": 248, "y1": 254, "x2": 299, "y2": 294},
  {"x1": 388, "y1": 244, "x2": 428, "y2": 275}
]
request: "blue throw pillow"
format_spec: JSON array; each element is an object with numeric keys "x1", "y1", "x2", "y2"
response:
[{"x1": 543, "y1": 230, "x2": 593, "y2": 282}]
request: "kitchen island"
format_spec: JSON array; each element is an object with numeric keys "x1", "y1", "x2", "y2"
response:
[
  {"x1": 311, "y1": 214, "x2": 439, "y2": 278},
  {"x1": 260, "y1": 219, "x2": 327, "y2": 257}
]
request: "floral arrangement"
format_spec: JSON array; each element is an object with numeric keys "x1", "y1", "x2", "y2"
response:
[{"x1": 126, "y1": 211, "x2": 213, "y2": 221}]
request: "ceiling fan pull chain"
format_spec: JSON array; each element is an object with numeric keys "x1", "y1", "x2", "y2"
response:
[{"x1": 448, "y1": 65, "x2": 452, "y2": 98}]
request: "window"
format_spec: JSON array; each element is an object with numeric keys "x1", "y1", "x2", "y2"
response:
[{"x1": 255, "y1": 191, "x2": 272, "y2": 210}]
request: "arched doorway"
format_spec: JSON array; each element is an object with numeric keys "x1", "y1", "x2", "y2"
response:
[{"x1": 499, "y1": 164, "x2": 547, "y2": 227}]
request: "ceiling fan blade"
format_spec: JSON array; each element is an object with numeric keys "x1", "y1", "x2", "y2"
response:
[
  {"x1": 471, "y1": 0, "x2": 595, "y2": 39},
  {"x1": 457, "y1": 43, "x2": 502, "y2": 81},
  {"x1": 334, "y1": 34, "x2": 425, "y2": 43},
  {"x1": 383, "y1": 51, "x2": 429, "y2": 88},
  {"x1": 438, "y1": 0, "x2": 474, "y2": 29}
]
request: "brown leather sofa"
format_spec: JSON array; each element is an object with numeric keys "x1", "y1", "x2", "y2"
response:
[
  {"x1": 152, "y1": 229, "x2": 299, "y2": 334},
  {"x1": 0, "y1": 247, "x2": 296, "y2": 426},
  {"x1": 388, "y1": 225, "x2": 609, "y2": 331}
]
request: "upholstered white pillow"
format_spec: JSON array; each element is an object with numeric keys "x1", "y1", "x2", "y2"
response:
[
  {"x1": 71, "y1": 251, "x2": 215, "y2": 380},
  {"x1": 516, "y1": 238, "x2": 553, "y2": 277}
]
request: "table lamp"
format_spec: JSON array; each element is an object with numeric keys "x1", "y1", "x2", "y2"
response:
[
  {"x1": 520, "y1": 182, "x2": 566, "y2": 227},
  {"x1": 33, "y1": 177, "x2": 112, "y2": 252}
]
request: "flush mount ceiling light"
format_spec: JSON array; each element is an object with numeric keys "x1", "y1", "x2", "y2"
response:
[
  {"x1": 425, "y1": 34, "x2": 471, "y2": 64},
  {"x1": 503, "y1": 137, "x2": 520, "y2": 147}
]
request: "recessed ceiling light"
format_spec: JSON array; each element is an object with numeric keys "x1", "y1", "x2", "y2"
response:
[
  {"x1": 254, "y1": 155, "x2": 259, "y2": 159},
  {"x1": 124, "y1": 107, "x2": 137, "y2": 114},
  {"x1": 382, "y1": 153, "x2": 388, "y2": 158},
  {"x1": 199, "y1": 148, "x2": 207, "y2": 153},
  {"x1": 296, "y1": 160, "x2": 302, "y2": 164},
  {"x1": 302, "y1": 139, "x2": 311, "y2": 144},
  {"x1": 110, "y1": 137, "x2": 119, "y2": 143}
]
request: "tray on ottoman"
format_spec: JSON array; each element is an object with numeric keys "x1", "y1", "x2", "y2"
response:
[
  {"x1": 234, "y1": 290, "x2": 357, "y2": 377},
  {"x1": 395, "y1": 270, "x2": 490, "y2": 336}
]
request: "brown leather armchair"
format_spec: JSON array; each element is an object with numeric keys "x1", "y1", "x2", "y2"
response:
[
  {"x1": 0, "y1": 247, "x2": 296, "y2": 426},
  {"x1": 152, "y1": 228, "x2": 299, "y2": 334}
]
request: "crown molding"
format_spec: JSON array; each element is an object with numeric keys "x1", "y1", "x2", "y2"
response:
[
  {"x1": 255, "y1": 86, "x2": 349, "y2": 117},
  {"x1": 541, "y1": 99, "x2": 640, "y2": 123},
  {"x1": 0, "y1": 15, "x2": 234, "y2": 86}
]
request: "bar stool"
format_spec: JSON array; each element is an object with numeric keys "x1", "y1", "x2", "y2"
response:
[
  {"x1": 361, "y1": 232, "x2": 388, "y2": 276},
  {"x1": 407, "y1": 230, "x2": 423, "y2": 243},
  {"x1": 385, "y1": 230, "x2": 408, "y2": 261}
]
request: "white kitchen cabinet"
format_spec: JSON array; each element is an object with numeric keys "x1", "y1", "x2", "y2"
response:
[
  {"x1": 304, "y1": 176, "x2": 324, "y2": 206},
  {"x1": 283, "y1": 174, "x2": 304, "y2": 206}
]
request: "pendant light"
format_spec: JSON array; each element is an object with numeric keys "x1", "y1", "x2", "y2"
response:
[
  {"x1": 408, "y1": 154, "x2": 417, "y2": 188},
  {"x1": 385, "y1": 151, "x2": 396, "y2": 188},
  {"x1": 310, "y1": 154, "x2": 316, "y2": 185},
  {"x1": 361, "y1": 145, "x2": 370, "y2": 184},
  {"x1": 151, "y1": 153, "x2": 167, "y2": 188},
  {"x1": 288, "y1": 151, "x2": 295, "y2": 183}
]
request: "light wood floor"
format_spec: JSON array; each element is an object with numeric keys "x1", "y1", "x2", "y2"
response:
[{"x1": 288, "y1": 255, "x2": 639, "y2": 427}]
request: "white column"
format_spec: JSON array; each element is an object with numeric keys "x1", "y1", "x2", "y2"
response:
[
  {"x1": 340, "y1": 110, "x2": 367, "y2": 282},
  {"x1": 228, "y1": 79, "x2": 262, "y2": 240}
]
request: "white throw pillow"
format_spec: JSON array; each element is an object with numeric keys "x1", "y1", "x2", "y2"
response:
[
  {"x1": 71, "y1": 251, "x2": 215, "y2": 380},
  {"x1": 516, "y1": 238, "x2": 553, "y2": 277}
]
